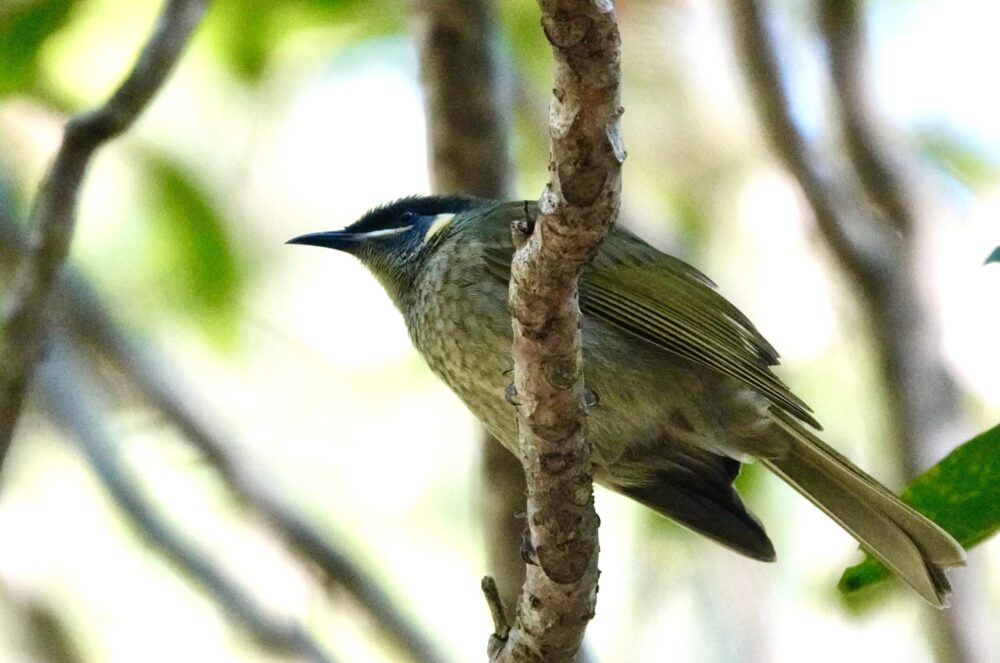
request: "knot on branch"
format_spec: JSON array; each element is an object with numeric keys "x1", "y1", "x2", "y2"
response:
[
  {"x1": 557, "y1": 164, "x2": 607, "y2": 206},
  {"x1": 541, "y1": 12, "x2": 593, "y2": 49},
  {"x1": 542, "y1": 355, "x2": 578, "y2": 391},
  {"x1": 534, "y1": 520, "x2": 596, "y2": 585},
  {"x1": 539, "y1": 451, "x2": 575, "y2": 475}
]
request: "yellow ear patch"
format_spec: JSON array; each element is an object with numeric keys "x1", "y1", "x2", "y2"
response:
[{"x1": 422, "y1": 213, "x2": 455, "y2": 242}]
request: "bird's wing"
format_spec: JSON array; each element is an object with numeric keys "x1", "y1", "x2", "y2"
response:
[{"x1": 480, "y1": 204, "x2": 818, "y2": 427}]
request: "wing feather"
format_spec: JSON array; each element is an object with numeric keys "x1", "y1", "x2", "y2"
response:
[{"x1": 478, "y1": 203, "x2": 817, "y2": 427}]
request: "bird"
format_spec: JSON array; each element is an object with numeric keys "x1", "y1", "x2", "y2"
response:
[{"x1": 288, "y1": 195, "x2": 965, "y2": 606}]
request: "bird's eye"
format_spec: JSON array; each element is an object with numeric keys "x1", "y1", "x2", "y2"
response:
[{"x1": 399, "y1": 211, "x2": 417, "y2": 225}]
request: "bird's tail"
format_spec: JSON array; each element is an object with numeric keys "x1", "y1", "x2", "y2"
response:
[{"x1": 760, "y1": 408, "x2": 965, "y2": 607}]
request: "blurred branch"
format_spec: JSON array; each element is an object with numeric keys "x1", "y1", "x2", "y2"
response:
[
  {"x1": 36, "y1": 341, "x2": 337, "y2": 663},
  {"x1": 730, "y1": 3, "x2": 989, "y2": 661},
  {"x1": 727, "y1": 0, "x2": 887, "y2": 284},
  {"x1": 818, "y1": 6, "x2": 988, "y2": 662},
  {"x1": 728, "y1": 0, "x2": 963, "y2": 475},
  {"x1": 0, "y1": 1, "x2": 442, "y2": 661},
  {"x1": 63, "y1": 236, "x2": 445, "y2": 663},
  {"x1": 818, "y1": 0, "x2": 915, "y2": 234},
  {"x1": 24, "y1": 600, "x2": 86, "y2": 663},
  {"x1": 0, "y1": 586, "x2": 84, "y2": 663},
  {"x1": 0, "y1": 209, "x2": 447, "y2": 663},
  {"x1": 410, "y1": 0, "x2": 527, "y2": 621},
  {"x1": 491, "y1": 0, "x2": 624, "y2": 659},
  {"x1": 478, "y1": 441, "x2": 528, "y2": 618},
  {"x1": 0, "y1": 0, "x2": 208, "y2": 470},
  {"x1": 811, "y1": 0, "x2": 962, "y2": 474}
]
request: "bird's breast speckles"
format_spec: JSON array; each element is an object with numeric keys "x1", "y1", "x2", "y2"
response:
[{"x1": 404, "y1": 251, "x2": 519, "y2": 446}]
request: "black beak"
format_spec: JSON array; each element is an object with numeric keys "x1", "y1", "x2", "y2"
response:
[{"x1": 286, "y1": 230, "x2": 363, "y2": 252}]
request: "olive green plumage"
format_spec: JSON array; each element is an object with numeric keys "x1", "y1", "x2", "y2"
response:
[{"x1": 288, "y1": 195, "x2": 965, "y2": 606}]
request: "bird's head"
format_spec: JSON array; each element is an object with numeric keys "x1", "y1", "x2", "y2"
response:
[{"x1": 287, "y1": 195, "x2": 488, "y2": 303}]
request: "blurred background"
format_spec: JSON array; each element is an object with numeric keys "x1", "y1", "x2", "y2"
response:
[{"x1": 1, "y1": 0, "x2": 998, "y2": 661}]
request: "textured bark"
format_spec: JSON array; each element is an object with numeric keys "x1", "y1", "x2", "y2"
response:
[
  {"x1": 492, "y1": 1, "x2": 624, "y2": 660},
  {"x1": 730, "y1": 2, "x2": 990, "y2": 660},
  {"x1": 480, "y1": 436, "x2": 530, "y2": 615},
  {"x1": 410, "y1": 0, "x2": 527, "y2": 618},
  {"x1": 0, "y1": 0, "x2": 208, "y2": 470}
]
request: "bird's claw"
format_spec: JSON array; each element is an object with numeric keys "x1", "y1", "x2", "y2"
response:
[{"x1": 520, "y1": 527, "x2": 539, "y2": 566}]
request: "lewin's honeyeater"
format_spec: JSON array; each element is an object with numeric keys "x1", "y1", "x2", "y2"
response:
[{"x1": 288, "y1": 195, "x2": 964, "y2": 606}]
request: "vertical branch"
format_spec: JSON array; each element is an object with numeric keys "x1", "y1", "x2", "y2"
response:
[
  {"x1": 0, "y1": 0, "x2": 209, "y2": 468},
  {"x1": 410, "y1": 0, "x2": 527, "y2": 616},
  {"x1": 492, "y1": 1, "x2": 624, "y2": 660},
  {"x1": 411, "y1": 0, "x2": 511, "y2": 196}
]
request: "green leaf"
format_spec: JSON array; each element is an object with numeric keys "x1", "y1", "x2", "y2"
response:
[
  {"x1": 141, "y1": 154, "x2": 245, "y2": 344},
  {"x1": 204, "y1": 0, "x2": 402, "y2": 82},
  {"x1": 0, "y1": 0, "x2": 78, "y2": 97},
  {"x1": 839, "y1": 423, "x2": 1000, "y2": 598},
  {"x1": 913, "y1": 126, "x2": 1000, "y2": 189},
  {"x1": 985, "y1": 246, "x2": 1000, "y2": 265}
]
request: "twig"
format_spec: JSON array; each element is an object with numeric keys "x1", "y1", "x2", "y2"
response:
[
  {"x1": 36, "y1": 341, "x2": 337, "y2": 663},
  {"x1": 0, "y1": 0, "x2": 208, "y2": 468},
  {"x1": 493, "y1": 1, "x2": 623, "y2": 660},
  {"x1": 0, "y1": 208, "x2": 447, "y2": 663},
  {"x1": 478, "y1": 437, "x2": 530, "y2": 617},
  {"x1": 481, "y1": 576, "x2": 511, "y2": 659},
  {"x1": 410, "y1": 0, "x2": 528, "y2": 619}
]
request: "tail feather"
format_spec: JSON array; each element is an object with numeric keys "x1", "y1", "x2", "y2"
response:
[{"x1": 762, "y1": 409, "x2": 965, "y2": 607}]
